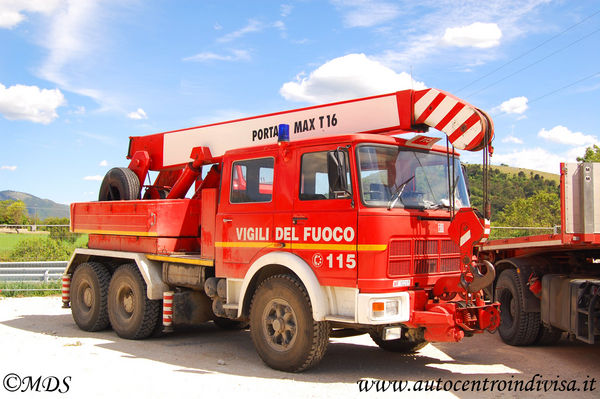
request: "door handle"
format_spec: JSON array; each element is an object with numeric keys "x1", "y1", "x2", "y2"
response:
[
  {"x1": 293, "y1": 216, "x2": 308, "y2": 225},
  {"x1": 223, "y1": 218, "x2": 233, "y2": 223}
]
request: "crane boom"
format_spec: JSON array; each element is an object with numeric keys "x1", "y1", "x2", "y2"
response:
[{"x1": 128, "y1": 88, "x2": 493, "y2": 170}]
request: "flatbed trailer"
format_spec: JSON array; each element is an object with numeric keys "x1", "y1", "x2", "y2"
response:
[{"x1": 480, "y1": 162, "x2": 600, "y2": 345}]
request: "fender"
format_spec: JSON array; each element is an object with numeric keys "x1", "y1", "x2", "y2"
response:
[
  {"x1": 236, "y1": 251, "x2": 329, "y2": 321},
  {"x1": 64, "y1": 248, "x2": 166, "y2": 300},
  {"x1": 494, "y1": 256, "x2": 551, "y2": 313}
]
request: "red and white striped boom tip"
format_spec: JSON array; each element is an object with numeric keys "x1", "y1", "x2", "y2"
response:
[{"x1": 412, "y1": 88, "x2": 494, "y2": 152}]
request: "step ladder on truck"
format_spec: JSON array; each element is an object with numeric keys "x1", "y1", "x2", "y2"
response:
[{"x1": 63, "y1": 88, "x2": 500, "y2": 372}]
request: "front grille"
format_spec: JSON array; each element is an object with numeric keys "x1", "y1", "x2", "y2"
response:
[{"x1": 388, "y1": 238, "x2": 461, "y2": 276}]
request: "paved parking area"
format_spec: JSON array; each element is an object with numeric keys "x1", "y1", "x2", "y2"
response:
[{"x1": 0, "y1": 296, "x2": 598, "y2": 398}]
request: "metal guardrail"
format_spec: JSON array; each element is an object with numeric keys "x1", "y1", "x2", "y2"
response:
[{"x1": 0, "y1": 261, "x2": 67, "y2": 282}]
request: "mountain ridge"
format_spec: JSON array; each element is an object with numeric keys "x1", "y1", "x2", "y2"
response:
[{"x1": 0, "y1": 190, "x2": 69, "y2": 220}]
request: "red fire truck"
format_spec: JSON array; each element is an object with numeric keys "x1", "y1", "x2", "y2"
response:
[
  {"x1": 62, "y1": 88, "x2": 500, "y2": 372},
  {"x1": 480, "y1": 162, "x2": 600, "y2": 346}
]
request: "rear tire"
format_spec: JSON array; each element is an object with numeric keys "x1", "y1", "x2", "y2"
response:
[
  {"x1": 249, "y1": 274, "x2": 329, "y2": 372},
  {"x1": 108, "y1": 264, "x2": 161, "y2": 339},
  {"x1": 99, "y1": 167, "x2": 140, "y2": 201},
  {"x1": 495, "y1": 269, "x2": 540, "y2": 346},
  {"x1": 535, "y1": 324, "x2": 563, "y2": 345},
  {"x1": 369, "y1": 329, "x2": 427, "y2": 353},
  {"x1": 71, "y1": 262, "x2": 111, "y2": 331}
]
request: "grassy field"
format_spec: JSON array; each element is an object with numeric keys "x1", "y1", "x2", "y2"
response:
[
  {"x1": 0, "y1": 281, "x2": 61, "y2": 297},
  {"x1": 0, "y1": 232, "x2": 88, "y2": 261},
  {"x1": 0, "y1": 233, "x2": 50, "y2": 251}
]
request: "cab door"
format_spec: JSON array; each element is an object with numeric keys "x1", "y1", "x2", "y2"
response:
[
  {"x1": 216, "y1": 153, "x2": 275, "y2": 278},
  {"x1": 291, "y1": 144, "x2": 358, "y2": 288}
]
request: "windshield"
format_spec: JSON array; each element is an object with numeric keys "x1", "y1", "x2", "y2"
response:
[{"x1": 357, "y1": 144, "x2": 470, "y2": 209}]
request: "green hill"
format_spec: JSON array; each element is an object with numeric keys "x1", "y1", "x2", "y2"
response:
[
  {"x1": 0, "y1": 191, "x2": 69, "y2": 220},
  {"x1": 488, "y1": 165, "x2": 559, "y2": 184},
  {"x1": 463, "y1": 164, "x2": 559, "y2": 218}
]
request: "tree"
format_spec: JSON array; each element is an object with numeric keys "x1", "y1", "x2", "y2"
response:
[
  {"x1": 577, "y1": 144, "x2": 600, "y2": 162},
  {"x1": 43, "y1": 217, "x2": 78, "y2": 243},
  {"x1": 5, "y1": 201, "x2": 28, "y2": 224},
  {"x1": 493, "y1": 191, "x2": 560, "y2": 238}
]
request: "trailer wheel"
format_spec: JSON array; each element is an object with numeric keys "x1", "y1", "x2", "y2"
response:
[
  {"x1": 535, "y1": 324, "x2": 563, "y2": 345},
  {"x1": 249, "y1": 274, "x2": 330, "y2": 372},
  {"x1": 71, "y1": 262, "x2": 111, "y2": 331},
  {"x1": 369, "y1": 330, "x2": 427, "y2": 353},
  {"x1": 108, "y1": 264, "x2": 161, "y2": 339},
  {"x1": 495, "y1": 269, "x2": 540, "y2": 346},
  {"x1": 98, "y1": 167, "x2": 140, "y2": 201}
]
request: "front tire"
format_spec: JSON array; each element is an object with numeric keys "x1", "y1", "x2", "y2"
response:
[
  {"x1": 495, "y1": 269, "x2": 540, "y2": 346},
  {"x1": 108, "y1": 264, "x2": 161, "y2": 340},
  {"x1": 249, "y1": 274, "x2": 329, "y2": 372},
  {"x1": 71, "y1": 262, "x2": 111, "y2": 331}
]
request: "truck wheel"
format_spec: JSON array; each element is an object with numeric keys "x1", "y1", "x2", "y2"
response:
[
  {"x1": 249, "y1": 274, "x2": 330, "y2": 372},
  {"x1": 71, "y1": 262, "x2": 111, "y2": 331},
  {"x1": 108, "y1": 264, "x2": 161, "y2": 339},
  {"x1": 495, "y1": 269, "x2": 540, "y2": 346},
  {"x1": 98, "y1": 167, "x2": 140, "y2": 201},
  {"x1": 535, "y1": 324, "x2": 562, "y2": 345},
  {"x1": 369, "y1": 330, "x2": 427, "y2": 353}
]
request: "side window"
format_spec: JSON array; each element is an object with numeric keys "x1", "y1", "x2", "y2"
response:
[
  {"x1": 230, "y1": 158, "x2": 274, "y2": 203},
  {"x1": 300, "y1": 150, "x2": 351, "y2": 200}
]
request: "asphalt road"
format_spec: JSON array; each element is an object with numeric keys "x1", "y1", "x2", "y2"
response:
[{"x1": 0, "y1": 296, "x2": 598, "y2": 398}]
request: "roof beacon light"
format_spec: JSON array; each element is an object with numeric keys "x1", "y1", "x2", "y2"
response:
[{"x1": 278, "y1": 123, "x2": 290, "y2": 143}]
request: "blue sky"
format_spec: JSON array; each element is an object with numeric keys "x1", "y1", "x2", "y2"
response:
[{"x1": 1, "y1": 0, "x2": 599, "y2": 206}]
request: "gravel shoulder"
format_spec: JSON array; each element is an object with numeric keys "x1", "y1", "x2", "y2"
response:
[{"x1": 0, "y1": 296, "x2": 598, "y2": 398}]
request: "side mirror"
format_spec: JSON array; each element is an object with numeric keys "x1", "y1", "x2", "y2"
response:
[
  {"x1": 461, "y1": 163, "x2": 471, "y2": 198},
  {"x1": 327, "y1": 149, "x2": 349, "y2": 196}
]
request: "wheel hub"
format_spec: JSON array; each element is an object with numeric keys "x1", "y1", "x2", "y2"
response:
[
  {"x1": 123, "y1": 291, "x2": 134, "y2": 314},
  {"x1": 83, "y1": 287, "x2": 93, "y2": 308},
  {"x1": 262, "y1": 299, "x2": 298, "y2": 352}
]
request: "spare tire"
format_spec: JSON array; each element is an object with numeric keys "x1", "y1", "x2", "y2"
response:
[{"x1": 98, "y1": 167, "x2": 141, "y2": 201}]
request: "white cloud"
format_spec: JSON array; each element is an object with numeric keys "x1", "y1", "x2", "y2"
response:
[
  {"x1": 183, "y1": 49, "x2": 251, "y2": 62},
  {"x1": 99, "y1": 160, "x2": 108, "y2": 167},
  {"x1": 280, "y1": 53, "x2": 426, "y2": 104},
  {"x1": 83, "y1": 175, "x2": 103, "y2": 181},
  {"x1": 331, "y1": 0, "x2": 400, "y2": 28},
  {"x1": 280, "y1": 4, "x2": 293, "y2": 17},
  {"x1": 0, "y1": 0, "x2": 62, "y2": 29},
  {"x1": 127, "y1": 108, "x2": 147, "y2": 120},
  {"x1": 1, "y1": 166, "x2": 17, "y2": 171},
  {"x1": 0, "y1": 83, "x2": 66, "y2": 124},
  {"x1": 442, "y1": 22, "x2": 502, "y2": 48},
  {"x1": 501, "y1": 135, "x2": 524, "y2": 144},
  {"x1": 491, "y1": 148, "x2": 565, "y2": 174},
  {"x1": 496, "y1": 96, "x2": 528, "y2": 115},
  {"x1": 373, "y1": 0, "x2": 548, "y2": 68},
  {"x1": 71, "y1": 105, "x2": 85, "y2": 115},
  {"x1": 538, "y1": 125, "x2": 598, "y2": 147},
  {"x1": 34, "y1": 0, "x2": 119, "y2": 110},
  {"x1": 217, "y1": 19, "x2": 262, "y2": 43}
]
